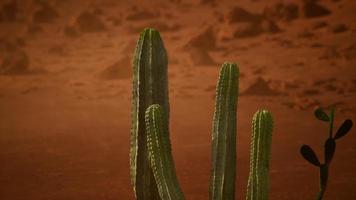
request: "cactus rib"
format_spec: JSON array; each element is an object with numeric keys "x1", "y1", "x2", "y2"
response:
[
  {"x1": 246, "y1": 110, "x2": 273, "y2": 200},
  {"x1": 130, "y1": 28, "x2": 169, "y2": 200},
  {"x1": 210, "y1": 63, "x2": 239, "y2": 200},
  {"x1": 145, "y1": 104, "x2": 184, "y2": 200}
]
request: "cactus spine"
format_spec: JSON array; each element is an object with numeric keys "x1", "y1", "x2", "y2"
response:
[
  {"x1": 145, "y1": 104, "x2": 184, "y2": 200},
  {"x1": 130, "y1": 28, "x2": 169, "y2": 200},
  {"x1": 210, "y1": 63, "x2": 239, "y2": 200},
  {"x1": 246, "y1": 110, "x2": 273, "y2": 200}
]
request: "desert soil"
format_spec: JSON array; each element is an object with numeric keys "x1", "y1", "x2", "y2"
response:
[{"x1": 0, "y1": 0, "x2": 355, "y2": 199}]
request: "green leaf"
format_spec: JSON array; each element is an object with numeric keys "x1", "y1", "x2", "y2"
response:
[
  {"x1": 314, "y1": 108, "x2": 330, "y2": 122},
  {"x1": 334, "y1": 119, "x2": 353, "y2": 140},
  {"x1": 300, "y1": 145, "x2": 321, "y2": 167}
]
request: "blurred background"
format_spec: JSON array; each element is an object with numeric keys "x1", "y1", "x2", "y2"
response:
[{"x1": 0, "y1": 0, "x2": 355, "y2": 199}]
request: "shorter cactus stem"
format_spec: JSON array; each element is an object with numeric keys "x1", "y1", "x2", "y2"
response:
[
  {"x1": 210, "y1": 63, "x2": 239, "y2": 200},
  {"x1": 246, "y1": 110, "x2": 273, "y2": 200},
  {"x1": 145, "y1": 104, "x2": 184, "y2": 200}
]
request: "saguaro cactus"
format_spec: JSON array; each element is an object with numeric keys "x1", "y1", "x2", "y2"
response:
[
  {"x1": 246, "y1": 110, "x2": 273, "y2": 200},
  {"x1": 130, "y1": 28, "x2": 169, "y2": 200},
  {"x1": 210, "y1": 63, "x2": 239, "y2": 200},
  {"x1": 145, "y1": 104, "x2": 184, "y2": 200},
  {"x1": 130, "y1": 28, "x2": 276, "y2": 200}
]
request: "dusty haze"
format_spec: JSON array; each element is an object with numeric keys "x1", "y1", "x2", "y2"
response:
[{"x1": 0, "y1": 0, "x2": 355, "y2": 199}]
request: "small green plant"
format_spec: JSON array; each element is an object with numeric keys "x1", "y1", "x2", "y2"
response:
[
  {"x1": 246, "y1": 110, "x2": 273, "y2": 200},
  {"x1": 130, "y1": 28, "x2": 274, "y2": 200},
  {"x1": 300, "y1": 107, "x2": 353, "y2": 200}
]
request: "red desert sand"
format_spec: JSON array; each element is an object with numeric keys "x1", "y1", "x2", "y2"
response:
[{"x1": 0, "y1": 0, "x2": 355, "y2": 199}]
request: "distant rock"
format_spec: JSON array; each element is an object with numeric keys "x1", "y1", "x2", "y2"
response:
[
  {"x1": 0, "y1": 0, "x2": 18, "y2": 22},
  {"x1": 303, "y1": 0, "x2": 331, "y2": 18},
  {"x1": 219, "y1": 6, "x2": 281, "y2": 40},
  {"x1": 188, "y1": 48, "x2": 217, "y2": 66},
  {"x1": 126, "y1": 7, "x2": 159, "y2": 21},
  {"x1": 233, "y1": 22, "x2": 263, "y2": 38},
  {"x1": 184, "y1": 26, "x2": 217, "y2": 50},
  {"x1": 264, "y1": 2, "x2": 299, "y2": 22},
  {"x1": 331, "y1": 24, "x2": 348, "y2": 34},
  {"x1": 100, "y1": 56, "x2": 132, "y2": 80},
  {"x1": 63, "y1": 25, "x2": 81, "y2": 37},
  {"x1": 223, "y1": 19, "x2": 280, "y2": 39},
  {"x1": 0, "y1": 48, "x2": 30, "y2": 75},
  {"x1": 283, "y1": 97, "x2": 320, "y2": 110},
  {"x1": 297, "y1": 29, "x2": 314, "y2": 38},
  {"x1": 260, "y1": 19, "x2": 281, "y2": 33},
  {"x1": 64, "y1": 11, "x2": 106, "y2": 35},
  {"x1": 312, "y1": 21, "x2": 328, "y2": 29},
  {"x1": 32, "y1": 2, "x2": 59, "y2": 23},
  {"x1": 225, "y1": 6, "x2": 261, "y2": 24},
  {"x1": 293, "y1": 96, "x2": 320, "y2": 110},
  {"x1": 75, "y1": 11, "x2": 106, "y2": 32},
  {"x1": 242, "y1": 77, "x2": 282, "y2": 96}
]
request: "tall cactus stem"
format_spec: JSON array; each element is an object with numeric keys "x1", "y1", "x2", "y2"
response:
[
  {"x1": 246, "y1": 110, "x2": 273, "y2": 200},
  {"x1": 145, "y1": 104, "x2": 184, "y2": 200},
  {"x1": 210, "y1": 63, "x2": 239, "y2": 200},
  {"x1": 130, "y1": 28, "x2": 169, "y2": 200}
]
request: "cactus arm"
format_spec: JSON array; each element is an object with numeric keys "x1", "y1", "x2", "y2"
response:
[
  {"x1": 246, "y1": 110, "x2": 273, "y2": 200},
  {"x1": 145, "y1": 104, "x2": 184, "y2": 200},
  {"x1": 210, "y1": 63, "x2": 239, "y2": 200},
  {"x1": 130, "y1": 28, "x2": 169, "y2": 199}
]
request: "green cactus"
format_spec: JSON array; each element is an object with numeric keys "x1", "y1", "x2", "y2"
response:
[
  {"x1": 130, "y1": 28, "x2": 275, "y2": 200},
  {"x1": 246, "y1": 110, "x2": 273, "y2": 200},
  {"x1": 210, "y1": 63, "x2": 239, "y2": 200},
  {"x1": 130, "y1": 28, "x2": 169, "y2": 200},
  {"x1": 145, "y1": 104, "x2": 184, "y2": 200}
]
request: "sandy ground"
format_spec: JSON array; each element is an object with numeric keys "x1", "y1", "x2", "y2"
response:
[{"x1": 0, "y1": 0, "x2": 355, "y2": 199}]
